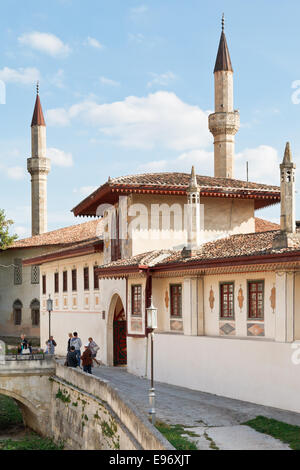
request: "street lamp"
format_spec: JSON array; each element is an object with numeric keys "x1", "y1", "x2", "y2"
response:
[
  {"x1": 146, "y1": 296, "x2": 158, "y2": 425},
  {"x1": 47, "y1": 294, "x2": 53, "y2": 340}
]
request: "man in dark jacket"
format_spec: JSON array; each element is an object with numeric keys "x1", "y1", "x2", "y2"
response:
[{"x1": 66, "y1": 346, "x2": 78, "y2": 368}]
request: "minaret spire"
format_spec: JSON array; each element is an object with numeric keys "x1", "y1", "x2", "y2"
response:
[
  {"x1": 209, "y1": 16, "x2": 240, "y2": 178},
  {"x1": 184, "y1": 166, "x2": 201, "y2": 255},
  {"x1": 27, "y1": 86, "x2": 50, "y2": 236}
]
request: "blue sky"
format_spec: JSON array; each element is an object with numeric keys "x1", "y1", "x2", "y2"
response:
[{"x1": 1, "y1": 0, "x2": 300, "y2": 237}]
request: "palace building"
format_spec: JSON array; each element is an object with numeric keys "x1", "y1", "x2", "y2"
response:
[{"x1": 21, "y1": 20, "x2": 300, "y2": 414}]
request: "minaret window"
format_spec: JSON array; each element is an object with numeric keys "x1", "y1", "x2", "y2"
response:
[{"x1": 30, "y1": 299, "x2": 40, "y2": 326}]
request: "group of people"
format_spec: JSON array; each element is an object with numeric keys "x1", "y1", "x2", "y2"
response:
[{"x1": 66, "y1": 332, "x2": 100, "y2": 374}]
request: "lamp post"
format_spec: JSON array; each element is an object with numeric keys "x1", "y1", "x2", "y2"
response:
[
  {"x1": 47, "y1": 294, "x2": 53, "y2": 340},
  {"x1": 146, "y1": 296, "x2": 158, "y2": 425}
]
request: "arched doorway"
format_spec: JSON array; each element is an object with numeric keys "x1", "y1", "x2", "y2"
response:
[{"x1": 113, "y1": 296, "x2": 127, "y2": 366}]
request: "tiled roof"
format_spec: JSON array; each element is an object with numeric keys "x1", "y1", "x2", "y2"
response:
[
  {"x1": 107, "y1": 173, "x2": 279, "y2": 192},
  {"x1": 23, "y1": 237, "x2": 103, "y2": 265},
  {"x1": 73, "y1": 172, "x2": 280, "y2": 216},
  {"x1": 255, "y1": 218, "x2": 280, "y2": 232},
  {"x1": 8, "y1": 219, "x2": 102, "y2": 250},
  {"x1": 97, "y1": 229, "x2": 300, "y2": 275}
]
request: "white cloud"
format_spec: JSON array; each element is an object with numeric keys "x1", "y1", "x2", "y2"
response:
[
  {"x1": 6, "y1": 166, "x2": 25, "y2": 180},
  {"x1": 235, "y1": 145, "x2": 280, "y2": 184},
  {"x1": 128, "y1": 33, "x2": 145, "y2": 44},
  {"x1": 50, "y1": 69, "x2": 65, "y2": 88},
  {"x1": 138, "y1": 149, "x2": 213, "y2": 174},
  {"x1": 139, "y1": 145, "x2": 281, "y2": 185},
  {"x1": 18, "y1": 32, "x2": 71, "y2": 57},
  {"x1": 85, "y1": 37, "x2": 104, "y2": 50},
  {"x1": 48, "y1": 148, "x2": 73, "y2": 167},
  {"x1": 147, "y1": 71, "x2": 176, "y2": 88},
  {"x1": 74, "y1": 186, "x2": 98, "y2": 196},
  {"x1": 100, "y1": 76, "x2": 120, "y2": 87},
  {"x1": 46, "y1": 108, "x2": 70, "y2": 126},
  {"x1": 130, "y1": 5, "x2": 148, "y2": 18},
  {"x1": 47, "y1": 91, "x2": 212, "y2": 151},
  {"x1": 0, "y1": 67, "x2": 40, "y2": 84}
]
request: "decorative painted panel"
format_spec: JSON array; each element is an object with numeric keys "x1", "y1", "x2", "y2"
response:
[
  {"x1": 170, "y1": 320, "x2": 183, "y2": 332},
  {"x1": 209, "y1": 287, "x2": 215, "y2": 311},
  {"x1": 165, "y1": 290, "x2": 169, "y2": 309},
  {"x1": 219, "y1": 322, "x2": 235, "y2": 336},
  {"x1": 247, "y1": 323, "x2": 265, "y2": 337},
  {"x1": 238, "y1": 286, "x2": 244, "y2": 311},
  {"x1": 270, "y1": 286, "x2": 276, "y2": 313}
]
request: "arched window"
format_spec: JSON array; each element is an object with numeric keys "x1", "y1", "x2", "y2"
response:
[
  {"x1": 30, "y1": 299, "x2": 40, "y2": 326},
  {"x1": 13, "y1": 300, "x2": 22, "y2": 326}
]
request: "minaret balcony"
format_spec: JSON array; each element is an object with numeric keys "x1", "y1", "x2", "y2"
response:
[
  {"x1": 27, "y1": 157, "x2": 51, "y2": 175},
  {"x1": 208, "y1": 110, "x2": 240, "y2": 136}
]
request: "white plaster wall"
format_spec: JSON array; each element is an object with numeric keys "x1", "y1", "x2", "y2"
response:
[
  {"x1": 130, "y1": 195, "x2": 255, "y2": 257},
  {"x1": 151, "y1": 334, "x2": 300, "y2": 414},
  {"x1": 40, "y1": 253, "x2": 104, "y2": 357},
  {"x1": 127, "y1": 336, "x2": 148, "y2": 377}
]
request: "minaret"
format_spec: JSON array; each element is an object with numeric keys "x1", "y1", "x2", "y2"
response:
[
  {"x1": 280, "y1": 142, "x2": 296, "y2": 233},
  {"x1": 186, "y1": 166, "x2": 201, "y2": 252},
  {"x1": 208, "y1": 15, "x2": 240, "y2": 179},
  {"x1": 27, "y1": 83, "x2": 51, "y2": 236}
]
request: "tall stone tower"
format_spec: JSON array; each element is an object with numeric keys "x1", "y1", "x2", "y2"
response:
[
  {"x1": 27, "y1": 84, "x2": 51, "y2": 236},
  {"x1": 280, "y1": 142, "x2": 296, "y2": 233},
  {"x1": 208, "y1": 15, "x2": 240, "y2": 179}
]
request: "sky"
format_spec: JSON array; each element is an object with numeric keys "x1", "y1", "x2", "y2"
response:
[{"x1": 1, "y1": 0, "x2": 300, "y2": 238}]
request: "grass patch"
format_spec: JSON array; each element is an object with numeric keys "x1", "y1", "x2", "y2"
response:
[
  {"x1": 0, "y1": 433, "x2": 64, "y2": 450},
  {"x1": 155, "y1": 421, "x2": 198, "y2": 450},
  {"x1": 244, "y1": 416, "x2": 300, "y2": 450},
  {"x1": 0, "y1": 396, "x2": 23, "y2": 431}
]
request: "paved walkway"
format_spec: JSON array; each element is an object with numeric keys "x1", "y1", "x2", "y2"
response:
[{"x1": 91, "y1": 365, "x2": 298, "y2": 450}]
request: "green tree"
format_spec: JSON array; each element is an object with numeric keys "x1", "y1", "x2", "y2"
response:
[{"x1": 0, "y1": 209, "x2": 18, "y2": 250}]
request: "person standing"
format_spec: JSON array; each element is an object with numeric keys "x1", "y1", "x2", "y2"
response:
[
  {"x1": 67, "y1": 333, "x2": 73, "y2": 352},
  {"x1": 88, "y1": 337, "x2": 100, "y2": 366},
  {"x1": 18, "y1": 334, "x2": 28, "y2": 354},
  {"x1": 46, "y1": 336, "x2": 57, "y2": 355},
  {"x1": 70, "y1": 332, "x2": 82, "y2": 367},
  {"x1": 66, "y1": 346, "x2": 78, "y2": 368},
  {"x1": 81, "y1": 344, "x2": 93, "y2": 374}
]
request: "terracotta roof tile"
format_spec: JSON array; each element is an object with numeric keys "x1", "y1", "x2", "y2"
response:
[
  {"x1": 255, "y1": 217, "x2": 280, "y2": 233},
  {"x1": 8, "y1": 219, "x2": 102, "y2": 250}
]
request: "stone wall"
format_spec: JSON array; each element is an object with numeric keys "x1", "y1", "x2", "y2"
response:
[{"x1": 51, "y1": 363, "x2": 173, "y2": 450}]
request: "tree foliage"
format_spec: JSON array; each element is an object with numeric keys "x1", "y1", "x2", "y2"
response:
[{"x1": 0, "y1": 209, "x2": 18, "y2": 250}]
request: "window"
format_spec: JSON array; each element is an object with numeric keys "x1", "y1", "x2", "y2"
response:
[
  {"x1": 42, "y1": 275, "x2": 46, "y2": 295},
  {"x1": 84, "y1": 267, "x2": 89, "y2": 291},
  {"x1": 63, "y1": 271, "x2": 68, "y2": 292},
  {"x1": 170, "y1": 284, "x2": 182, "y2": 317},
  {"x1": 72, "y1": 269, "x2": 77, "y2": 292},
  {"x1": 94, "y1": 266, "x2": 99, "y2": 290},
  {"x1": 30, "y1": 299, "x2": 40, "y2": 326},
  {"x1": 131, "y1": 285, "x2": 142, "y2": 316},
  {"x1": 111, "y1": 208, "x2": 121, "y2": 262},
  {"x1": 14, "y1": 259, "x2": 22, "y2": 285},
  {"x1": 54, "y1": 272, "x2": 59, "y2": 294},
  {"x1": 31, "y1": 265, "x2": 39, "y2": 284},
  {"x1": 220, "y1": 283, "x2": 234, "y2": 318},
  {"x1": 13, "y1": 300, "x2": 22, "y2": 325},
  {"x1": 248, "y1": 281, "x2": 264, "y2": 320}
]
